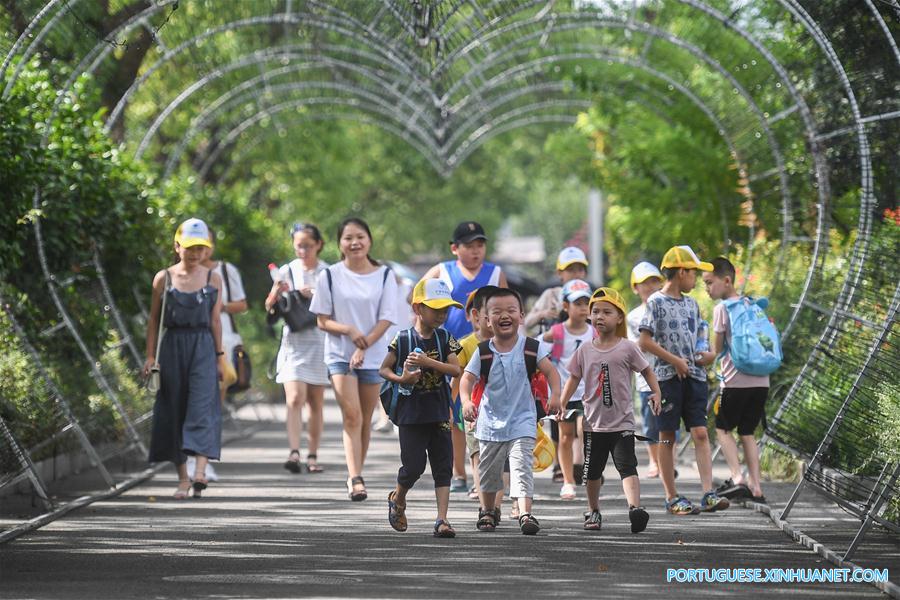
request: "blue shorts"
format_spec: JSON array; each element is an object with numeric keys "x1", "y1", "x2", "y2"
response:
[
  {"x1": 639, "y1": 391, "x2": 658, "y2": 438},
  {"x1": 656, "y1": 378, "x2": 708, "y2": 432},
  {"x1": 326, "y1": 362, "x2": 383, "y2": 385}
]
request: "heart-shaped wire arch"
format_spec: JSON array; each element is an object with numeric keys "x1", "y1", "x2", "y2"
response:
[{"x1": 2, "y1": 0, "x2": 898, "y2": 547}]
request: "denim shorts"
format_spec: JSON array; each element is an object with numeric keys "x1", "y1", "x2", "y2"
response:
[
  {"x1": 656, "y1": 377, "x2": 709, "y2": 432},
  {"x1": 639, "y1": 391, "x2": 658, "y2": 438},
  {"x1": 326, "y1": 362, "x2": 383, "y2": 385}
]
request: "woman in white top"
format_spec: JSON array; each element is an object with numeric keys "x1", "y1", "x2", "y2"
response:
[
  {"x1": 309, "y1": 217, "x2": 398, "y2": 501},
  {"x1": 266, "y1": 223, "x2": 329, "y2": 474}
]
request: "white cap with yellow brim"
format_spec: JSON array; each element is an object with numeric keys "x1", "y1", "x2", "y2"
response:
[
  {"x1": 175, "y1": 218, "x2": 212, "y2": 249},
  {"x1": 630, "y1": 261, "x2": 663, "y2": 289},
  {"x1": 556, "y1": 246, "x2": 588, "y2": 271}
]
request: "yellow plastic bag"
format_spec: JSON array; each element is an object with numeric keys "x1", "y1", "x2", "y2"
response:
[
  {"x1": 221, "y1": 356, "x2": 238, "y2": 390},
  {"x1": 533, "y1": 422, "x2": 556, "y2": 472}
]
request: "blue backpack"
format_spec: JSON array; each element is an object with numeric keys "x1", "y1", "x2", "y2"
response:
[{"x1": 721, "y1": 297, "x2": 782, "y2": 376}]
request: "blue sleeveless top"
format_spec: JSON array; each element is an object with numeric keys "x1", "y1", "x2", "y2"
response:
[{"x1": 438, "y1": 260, "x2": 501, "y2": 339}]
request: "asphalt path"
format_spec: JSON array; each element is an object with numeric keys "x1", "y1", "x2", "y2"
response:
[{"x1": 0, "y1": 399, "x2": 891, "y2": 599}]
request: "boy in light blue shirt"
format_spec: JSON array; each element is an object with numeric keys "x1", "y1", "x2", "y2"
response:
[{"x1": 461, "y1": 288, "x2": 561, "y2": 535}]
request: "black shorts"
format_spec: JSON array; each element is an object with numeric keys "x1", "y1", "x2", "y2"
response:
[
  {"x1": 715, "y1": 387, "x2": 768, "y2": 436},
  {"x1": 582, "y1": 431, "x2": 638, "y2": 482},
  {"x1": 656, "y1": 377, "x2": 709, "y2": 432}
]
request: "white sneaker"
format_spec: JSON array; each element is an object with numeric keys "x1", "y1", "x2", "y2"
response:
[
  {"x1": 560, "y1": 483, "x2": 577, "y2": 500},
  {"x1": 373, "y1": 418, "x2": 394, "y2": 433}
]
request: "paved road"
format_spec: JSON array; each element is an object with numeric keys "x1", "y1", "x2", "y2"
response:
[{"x1": 0, "y1": 400, "x2": 891, "y2": 599}]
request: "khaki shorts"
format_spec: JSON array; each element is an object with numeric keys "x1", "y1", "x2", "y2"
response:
[{"x1": 465, "y1": 421, "x2": 480, "y2": 458}]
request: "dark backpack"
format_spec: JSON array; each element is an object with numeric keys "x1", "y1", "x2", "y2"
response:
[
  {"x1": 471, "y1": 337, "x2": 549, "y2": 418},
  {"x1": 379, "y1": 327, "x2": 452, "y2": 424}
]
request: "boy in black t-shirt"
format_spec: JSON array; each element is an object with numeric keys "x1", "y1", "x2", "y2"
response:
[{"x1": 379, "y1": 279, "x2": 463, "y2": 538}]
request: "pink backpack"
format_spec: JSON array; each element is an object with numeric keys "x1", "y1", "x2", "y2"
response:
[{"x1": 550, "y1": 323, "x2": 597, "y2": 363}]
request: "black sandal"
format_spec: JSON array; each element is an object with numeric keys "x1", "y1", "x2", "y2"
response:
[
  {"x1": 306, "y1": 453, "x2": 324, "y2": 473},
  {"x1": 434, "y1": 519, "x2": 456, "y2": 538},
  {"x1": 476, "y1": 508, "x2": 497, "y2": 532},
  {"x1": 348, "y1": 476, "x2": 367, "y2": 501},
  {"x1": 284, "y1": 450, "x2": 302, "y2": 474},
  {"x1": 518, "y1": 513, "x2": 541, "y2": 535}
]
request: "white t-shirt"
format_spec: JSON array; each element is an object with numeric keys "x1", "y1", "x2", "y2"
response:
[
  {"x1": 309, "y1": 262, "x2": 398, "y2": 369},
  {"x1": 553, "y1": 324, "x2": 595, "y2": 401},
  {"x1": 213, "y1": 261, "x2": 246, "y2": 353},
  {"x1": 279, "y1": 258, "x2": 328, "y2": 294},
  {"x1": 626, "y1": 303, "x2": 653, "y2": 393}
]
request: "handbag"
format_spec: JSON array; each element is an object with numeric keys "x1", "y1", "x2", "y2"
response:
[
  {"x1": 229, "y1": 345, "x2": 252, "y2": 392},
  {"x1": 266, "y1": 262, "x2": 318, "y2": 332},
  {"x1": 221, "y1": 262, "x2": 253, "y2": 392},
  {"x1": 146, "y1": 270, "x2": 169, "y2": 393}
]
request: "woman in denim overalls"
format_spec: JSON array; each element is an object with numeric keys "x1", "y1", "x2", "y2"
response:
[{"x1": 143, "y1": 218, "x2": 225, "y2": 499}]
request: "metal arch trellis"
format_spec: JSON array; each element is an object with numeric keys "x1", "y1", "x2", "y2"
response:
[
  {"x1": 124, "y1": 17, "x2": 784, "y2": 240},
  {"x1": 179, "y1": 67, "x2": 746, "y2": 206},
  {"x1": 0, "y1": 298, "x2": 116, "y2": 491},
  {"x1": 208, "y1": 81, "x2": 683, "y2": 185},
  {"x1": 105, "y1": 8, "x2": 792, "y2": 167},
  {"x1": 193, "y1": 99, "x2": 452, "y2": 180},
  {"x1": 430, "y1": 14, "x2": 798, "y2": 286},
  {"x1": 429, "y1": 0, "x2": 858, "y2": 342},
  {"x1": 1, "y1": 0, "x2": 852, "y2": 368},
  {"x1": 102, "y1": 16, "x2": 436, "y2": 136},
  {"x1": 159, "y1": 79, "x2": 432, "y2": 177},
  {"x1": 436, "y1": 14, "x2": 827, "y2": 304},
  {"x1": 780, "y1": 279, "x2": 900, "y2": 560},
  {"x1": 760, "y1": 0, "x2": 882, "y2": 460},
  {"x1": 2, "y1": 0, "x2": 898, "y2": 562},
  {"x1": 115, "y1": 13, "x2": 799, "y2": 292}
]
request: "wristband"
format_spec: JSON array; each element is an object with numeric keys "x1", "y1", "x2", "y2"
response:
[{"x1": 216, "y1": 351, "x2": 225, "y2": 356}]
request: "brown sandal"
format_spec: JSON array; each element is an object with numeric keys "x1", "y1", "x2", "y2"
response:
[{"x1": 388, "y1": 491, "x2": 407, "y2": 532}]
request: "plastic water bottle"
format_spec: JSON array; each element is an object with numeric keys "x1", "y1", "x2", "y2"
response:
[
  {"x1": 695, "y1": 320, "x2": 709, "y2": 360},
  {"x1": 399, "y1": 347, "x2": 423, "y2": 396},
  {"x1": 268, "y1": 263, "x2": 282, "y2": 283}
]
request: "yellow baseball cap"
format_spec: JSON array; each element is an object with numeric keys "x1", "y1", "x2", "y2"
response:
[
  {"x1": 661, "y1": 245, "x2": 713, "y2": 272},
  {"x1": 556, "y1": 246, "x2": 589, "y2": 271},
  {"x1": 589, "y1": 287, "x2": 628, "y2": 338},
  {"x1": 174, "y1": 218, "x2": 212, "y2": 248},
  {"x1": 412, "y1": 278, "x2": 463, "y2": 310}
]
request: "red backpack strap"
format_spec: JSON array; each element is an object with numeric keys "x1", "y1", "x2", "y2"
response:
[
  {"x1": 471, "y1": 340, "x2": 494, "y2": 409},
  {"x1": 550, "y1": 323, "x2": 565, "y2": 362}
]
